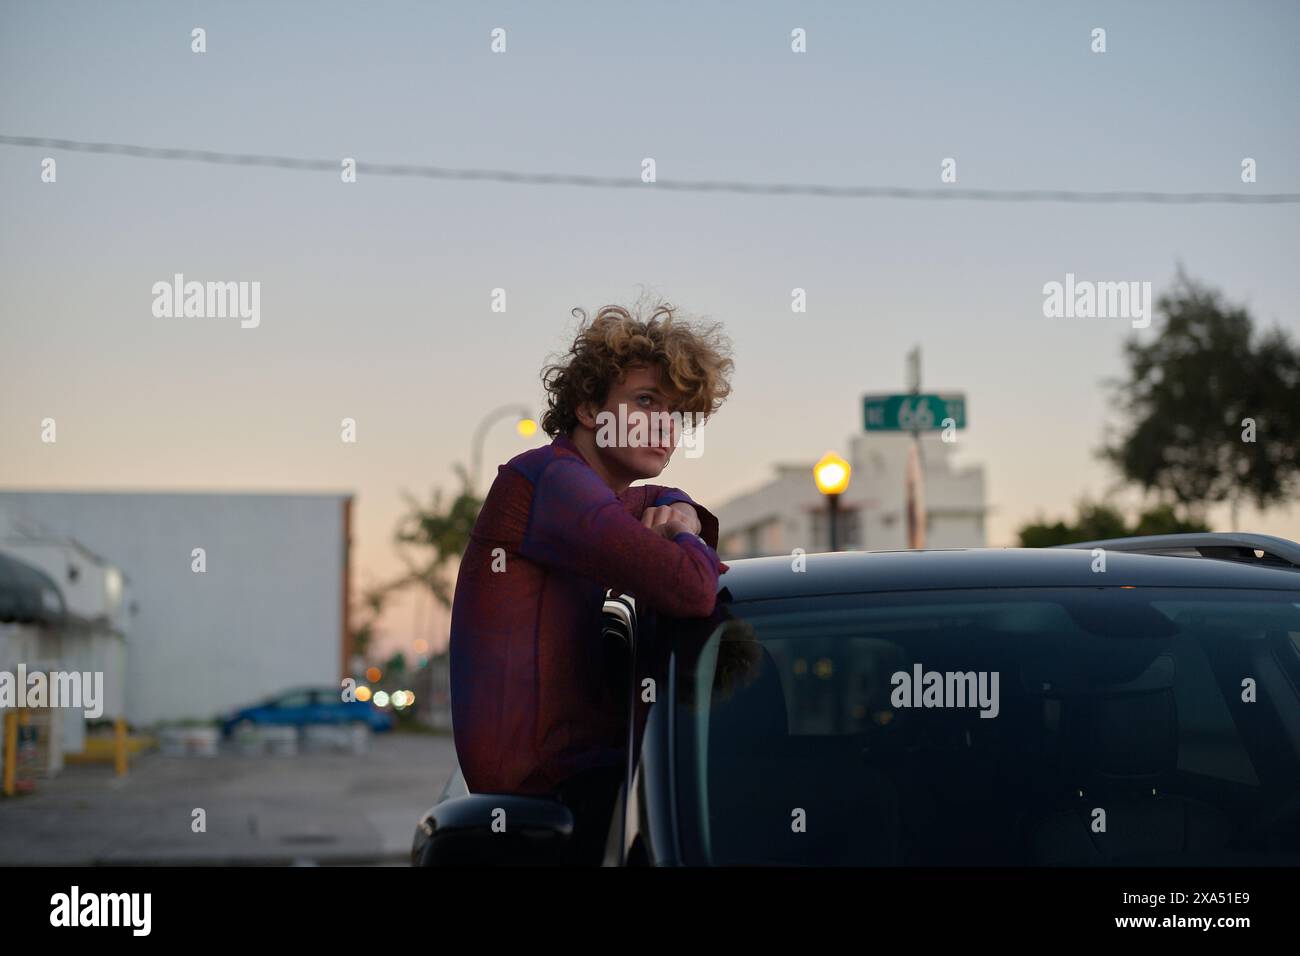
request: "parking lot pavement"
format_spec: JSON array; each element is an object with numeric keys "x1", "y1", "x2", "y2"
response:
[{"x1": 0, "y1": 731, "x2": 457, "y2": 866}]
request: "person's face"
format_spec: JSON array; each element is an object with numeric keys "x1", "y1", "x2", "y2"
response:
[{"x1": 581, "y1": 364, "x2": 682, "y2": 481}]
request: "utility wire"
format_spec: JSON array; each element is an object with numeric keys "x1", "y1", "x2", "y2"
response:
[{"x1": 3, "y1": 134, "x2": 1297, "y2": 204}]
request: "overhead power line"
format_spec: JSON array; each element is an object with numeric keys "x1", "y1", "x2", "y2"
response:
[{"x1": 2, "y1": 134, "x2": 1297, "y2": 204}]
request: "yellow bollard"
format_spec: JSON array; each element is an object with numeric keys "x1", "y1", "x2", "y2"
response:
[
  {"x1": 2, "y1": 709, "x2": 17, "y2": 797},
  {"x1": 114, "y1": 716, "x2": 127, "y2": 776}
]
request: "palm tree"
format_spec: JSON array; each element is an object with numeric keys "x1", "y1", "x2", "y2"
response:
[
  {"x1": 392, "y1": 463, "x2": 484, "y2": 610},
  {"x1": 347, "y1": 463, "x2": 483, "y2": 665}
]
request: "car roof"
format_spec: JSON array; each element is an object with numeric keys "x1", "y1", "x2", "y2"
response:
[
  {"x1": 261, "y1": 686, "x2": 337, "y2": 700},
  {"x1": 716, "y1": 547, "x2": 1300, "y2": 603}
]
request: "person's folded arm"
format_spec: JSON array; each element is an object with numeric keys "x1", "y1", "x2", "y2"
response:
[
  {"x1": 630, "y1": 484, "x2": 728, "y2": 573},
  {"x1": 644, "y1": 486, "x2": 720, "y2": 550},
  {"x1": 518, "y1": 458, "x2": 722, "y2": 617}
]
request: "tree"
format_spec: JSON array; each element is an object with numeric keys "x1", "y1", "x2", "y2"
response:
[
  {"x1": 384, "y1": 650, "x2": 407, "y2": 677},
  {"x1": 347, "y1": 464, "x2": 483, "y2": 669},
  {"x1": 1101, "y1": 269, "x2": 1300, "y2": 524},
  {"x1": 1017, "y1": 500, "x2": 1208, "y2": 547},
  {"x1": 1129, "y1": 503, "x2": 1210, "y2": 537},
  {"x1": 1018, "y1": 501, "x2": 1127, "y2": 547},
  {"x1": 392, "y1": 463, "x2": 483, "y2": 609},
  {"x1": 349, "y1": 587, "x2": 388, "y2": 660}
]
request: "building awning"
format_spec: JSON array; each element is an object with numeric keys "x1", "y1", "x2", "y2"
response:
[{"x1": 0, "y1": 549, "x2": 67, "y2": 625}]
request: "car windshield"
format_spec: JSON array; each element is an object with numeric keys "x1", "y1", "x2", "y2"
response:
[{"x1": 669, "y1": 587, "x2": 1300, "y2": 866}]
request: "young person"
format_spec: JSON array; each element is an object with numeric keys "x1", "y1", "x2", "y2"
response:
[{"x1": 448, "y1": 301, "x2": 733, "y2": 863}]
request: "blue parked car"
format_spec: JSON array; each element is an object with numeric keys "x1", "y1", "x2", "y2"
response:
[{"x1": 219, "y1": 685, "x2": 395, "y2": 737}]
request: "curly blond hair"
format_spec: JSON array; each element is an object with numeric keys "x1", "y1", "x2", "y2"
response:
[{"x1": 540, "y1": 301, "x2": 733, "y2": 437}]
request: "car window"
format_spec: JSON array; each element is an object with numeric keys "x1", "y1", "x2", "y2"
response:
[
  {"x1": 276, "y1": 691, "x2": 312, "y2": 709},
  {"x1": 1166, "y1": 632, "x2": 1257, "y2": 786},
  {"x1": 669, "y1": 587, "x2": 1300, "y2": 867}
]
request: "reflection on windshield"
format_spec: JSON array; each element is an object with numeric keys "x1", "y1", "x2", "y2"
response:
[{"x1": 670, "y1": 589, "x2": 1300, "y2": 866}]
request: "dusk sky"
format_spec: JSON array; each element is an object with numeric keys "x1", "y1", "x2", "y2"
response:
[{"x1": 3, "y1": 0, "x2": 1298, "y2": 659}]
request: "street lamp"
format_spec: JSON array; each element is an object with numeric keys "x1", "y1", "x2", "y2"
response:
[
  {"x1": 471, "y1": 405, "x2": 538, "y2": 492},
  {"x1": 813, "y1": 451, "x2": 851, "y2": 552}
]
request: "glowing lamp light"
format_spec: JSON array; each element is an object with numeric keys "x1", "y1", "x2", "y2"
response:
[
  {"x1": 366, "y1": 666, "x2": 382, "y2": 684},
  {"x1": 517, "y1": 418, "x2": 538, "y2": 438},
  {"x1": 813, "y1": 452, "x2": 851, "y2": 496},
  {"x1": 374, "y1": 691, "x2": 391, "y2": 708},
  {"x1": 355, "y1": 685, "x2": 372, "y2": 703}
]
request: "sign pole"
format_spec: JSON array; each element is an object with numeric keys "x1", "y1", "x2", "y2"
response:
[{"x1": 906, "y1": 347, "x2": 926, "y2": 550}]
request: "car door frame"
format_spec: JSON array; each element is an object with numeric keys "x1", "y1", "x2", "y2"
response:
[
  {"x1": 416, "y1": 597, "x2": 678, "y2": 866},
  {"x1": 608, "y1": 595, "x2": 690, "y2": 866},
  {"x1": 600, "y1": 594, "x2": 638, "y2": 864}
]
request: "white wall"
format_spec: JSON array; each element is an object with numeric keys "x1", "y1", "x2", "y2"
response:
[{"x1": 0, "y1": 493, "x2": 348, "y2": 726}]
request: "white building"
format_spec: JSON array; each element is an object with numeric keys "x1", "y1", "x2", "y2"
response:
[
  {"x1": 715, "y1": 431, "x2": 987, "y2": 559},
  {"x1": 0, "y1": 531, "x2": 129, "y2": 770},
  {"x1": 0, "y1": 492, "x2": 352, "y2": 727}
]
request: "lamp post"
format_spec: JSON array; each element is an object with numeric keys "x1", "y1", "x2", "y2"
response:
[
  {"x1": 471, "y1": 405, "x2": 538, "y2": 492},
  {"x1": 813, "y1": 452, "x2": 851, "y2": 552}
]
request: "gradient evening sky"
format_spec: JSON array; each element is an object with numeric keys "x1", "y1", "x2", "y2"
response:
[{"x1": 2, "y1": 1, "x2": 1298, "y2": 659}]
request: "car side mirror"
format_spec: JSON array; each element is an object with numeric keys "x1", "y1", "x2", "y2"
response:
[{"x1": 411, "y1": 793, "x2": 574, "y2": 866}]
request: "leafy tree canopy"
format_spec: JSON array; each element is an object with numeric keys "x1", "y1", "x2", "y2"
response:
[{"x1": 1101, "y1": 269, "x2": 1300, "y2": 519}]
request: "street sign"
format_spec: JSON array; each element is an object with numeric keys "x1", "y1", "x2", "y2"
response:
[{"x1": 863, "y1": 393, "x2": 967, "y2": 431}]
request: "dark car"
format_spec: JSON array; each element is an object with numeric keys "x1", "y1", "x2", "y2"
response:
[
  {"x1": 219, "y1": 685, "x2": 395, "y2": 737},
  {"x1": 412, "y1": 533, "x2": 1300, "y2": 866}
]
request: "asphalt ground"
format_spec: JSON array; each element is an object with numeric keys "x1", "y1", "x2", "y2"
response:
[{"x1": 0, "y1": 730, "x2": 456, "y2": 866}]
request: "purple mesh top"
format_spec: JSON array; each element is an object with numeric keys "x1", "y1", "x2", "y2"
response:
[{"x1": 448, "y1": 432, "x2": 726, "y2": 795}]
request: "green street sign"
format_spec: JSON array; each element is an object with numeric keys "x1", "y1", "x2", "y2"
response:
[{"x1": 863, "y1": 393, "x2": 967, "y2": 431}]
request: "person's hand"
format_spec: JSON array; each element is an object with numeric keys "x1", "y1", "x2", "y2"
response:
[
  {"x1": 641, "y1": 505, "x2": 698, "y2": 541},
  {"x1": 652, "y1": 517, "x2": 695, "y2": 541},
  {"x1": 642, "y1": 503, "x2": 701, "y2": 536},
  {"x1": 668, "y1": 502, "x2": 703, "y2": 535}
]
